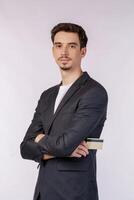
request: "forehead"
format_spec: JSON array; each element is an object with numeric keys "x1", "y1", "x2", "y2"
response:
[{"x1": 54, "y1": 31, "x2": 80, "y2": 44}]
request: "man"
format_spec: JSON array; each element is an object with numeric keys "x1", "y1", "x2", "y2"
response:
[{"x1": 20, "y1": 23, "x2": 108, "y2": 200}]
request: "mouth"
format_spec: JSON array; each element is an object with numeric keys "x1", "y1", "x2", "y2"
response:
[
  {"x1": 59, "y1": 57, "x2": 71, "y2": 62},
  {"x1": 60, "y1": 59, "x2": 70, "y2": 62}
]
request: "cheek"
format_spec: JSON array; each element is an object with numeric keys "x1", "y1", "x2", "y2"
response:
[
  {"x1": 72, "y1": 52, "x2": 81, "y2": 61},
  {"x1": 53, "y1": 52, "x2": 59, "y2": 60}
]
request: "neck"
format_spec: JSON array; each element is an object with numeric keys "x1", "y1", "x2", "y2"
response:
[{"x1": 60, "y1": 68, "x2": 83, "y2": 86}]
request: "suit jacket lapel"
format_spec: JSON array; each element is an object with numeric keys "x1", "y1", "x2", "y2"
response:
[
  {"x1": 44, "y1": 85, "x2": 59, "y2": 130},
  {"x1": 47, "y1": 72, "x2": 89, "y2": 134}
]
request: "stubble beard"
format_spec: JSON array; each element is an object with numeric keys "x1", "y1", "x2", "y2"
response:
[
  {"x1": 59, "y1": 62, "x2": 72, "y2": 71},
  {"x1": 58, "y1": 57, "x2": 72, "y2": 71},
  {"x1": 60, "y1": 65, "x2": 72, "y2": 71}
]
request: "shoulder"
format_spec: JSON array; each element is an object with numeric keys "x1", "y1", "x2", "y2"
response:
[
  {"x1": 42, "y1": 84, "x2": 59, "y2": 95},
  {"x1": 82, "y1": 76, "x2": 108, "y2": 103},
  {"x1": 38, "y1": 84, "x2": 59, "y2": 101}
]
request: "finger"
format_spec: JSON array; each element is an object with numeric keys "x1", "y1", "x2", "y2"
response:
[
  {"x1": 70, "y1": 152, "x2": 82, "y2": 158},
  {"x1": 40, "y1": 134, "x2": 45, "y2": 137},
  {"x1": 77, "y1": 149, "x2": 87, "y2": 157},
  {"x1": 81, "y1": 141, "x2": 89, "y2": 149},
  {"x1": 75, "y1": 153, "x2": 82, "y2": 158},
  {"x1": 78, "y1": 145, "x2": 89, "y2": 154},
  {"x1": 35, "y1": 134, "x2": 45, "y2": 143}
]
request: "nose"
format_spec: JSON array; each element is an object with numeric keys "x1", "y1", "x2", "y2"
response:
[{"x1": 61, "y1": 46, "x2": 69, "y2": 56}]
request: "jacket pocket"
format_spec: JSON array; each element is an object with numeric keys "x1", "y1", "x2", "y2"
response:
[{"x1": 56, "y1": 156, "x2": 91, "y2": 172}]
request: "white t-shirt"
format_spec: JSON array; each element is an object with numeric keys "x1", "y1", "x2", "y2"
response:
[{"x1": 54, "y1": 82, "x2": 73, "y2": 114}]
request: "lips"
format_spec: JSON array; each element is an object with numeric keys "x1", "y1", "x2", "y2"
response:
[
  {"x1": 59, "y1": 58, "x2": 71, "y2": 61},
  {"x1": 61, "y1": 59, "x2": 69, "y2": 61}
]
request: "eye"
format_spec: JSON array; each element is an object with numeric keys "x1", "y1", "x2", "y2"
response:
[
  {"x1": 55, "y1": 44, "x2": 62, "y2": 48},
  {"x1": 57, "y1": 45, "x2": 62, "y2": 48},
  {"x1": 70, "y1": 45, "x2": 76, "y2": 48}
]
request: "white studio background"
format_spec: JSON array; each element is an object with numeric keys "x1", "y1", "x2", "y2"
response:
[{"x1": 0, "y1": 0, "x2": 133, "y2": 199}]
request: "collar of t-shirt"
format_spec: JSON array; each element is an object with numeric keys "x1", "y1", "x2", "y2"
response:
[{"x1": 54, "y1": 82, "x2": 73, "y2": 114}]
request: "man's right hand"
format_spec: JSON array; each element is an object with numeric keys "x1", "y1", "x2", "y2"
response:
[
  {"x1": 34, "y1": 133, "x2": 45, "y2": 143},
  {"x1": 70, "y1": 141, "x2": 89, "y2": 158}
]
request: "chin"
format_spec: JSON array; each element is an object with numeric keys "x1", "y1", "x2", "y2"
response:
[{"x1": 60, "y1": 66, "x2": 72, "y2": 71}]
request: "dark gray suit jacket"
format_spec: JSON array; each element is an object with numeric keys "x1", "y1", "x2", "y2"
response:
[{"x1": 20, "y1": 71, "x2": 108, "y2": 200}]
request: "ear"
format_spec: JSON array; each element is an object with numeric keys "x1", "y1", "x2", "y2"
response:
[{"x1": 80, "y1": 47, "x2": 87, "y2": 58}]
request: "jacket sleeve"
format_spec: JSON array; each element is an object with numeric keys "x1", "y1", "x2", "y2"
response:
[
  {"x1": 20, "y1": 92, "x2": 46, "y2": 163},
  {"x1": 38, "y1": 87, "x2": 108, "y2": 157}
]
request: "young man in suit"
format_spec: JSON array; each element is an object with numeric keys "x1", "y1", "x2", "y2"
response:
[{"x1": 20, "y1": 23, "x2": 108, "y2": 200}]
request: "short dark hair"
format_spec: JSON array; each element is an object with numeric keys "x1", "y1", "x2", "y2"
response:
[{"x1": 51, "y1": 23, "x2": 88, "y2": 49}]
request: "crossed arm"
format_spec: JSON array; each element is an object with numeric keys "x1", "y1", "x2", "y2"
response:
[
  {"x1": 34, "y1": 133, "x2": 89, "y2": 160},
  {"x1": 20, "y1": 87, "x2": 107, "y2": 162}
]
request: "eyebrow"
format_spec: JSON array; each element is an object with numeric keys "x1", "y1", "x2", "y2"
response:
[{"x1": 54, "y1": 42, "x2": 78, "y2": 46}]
